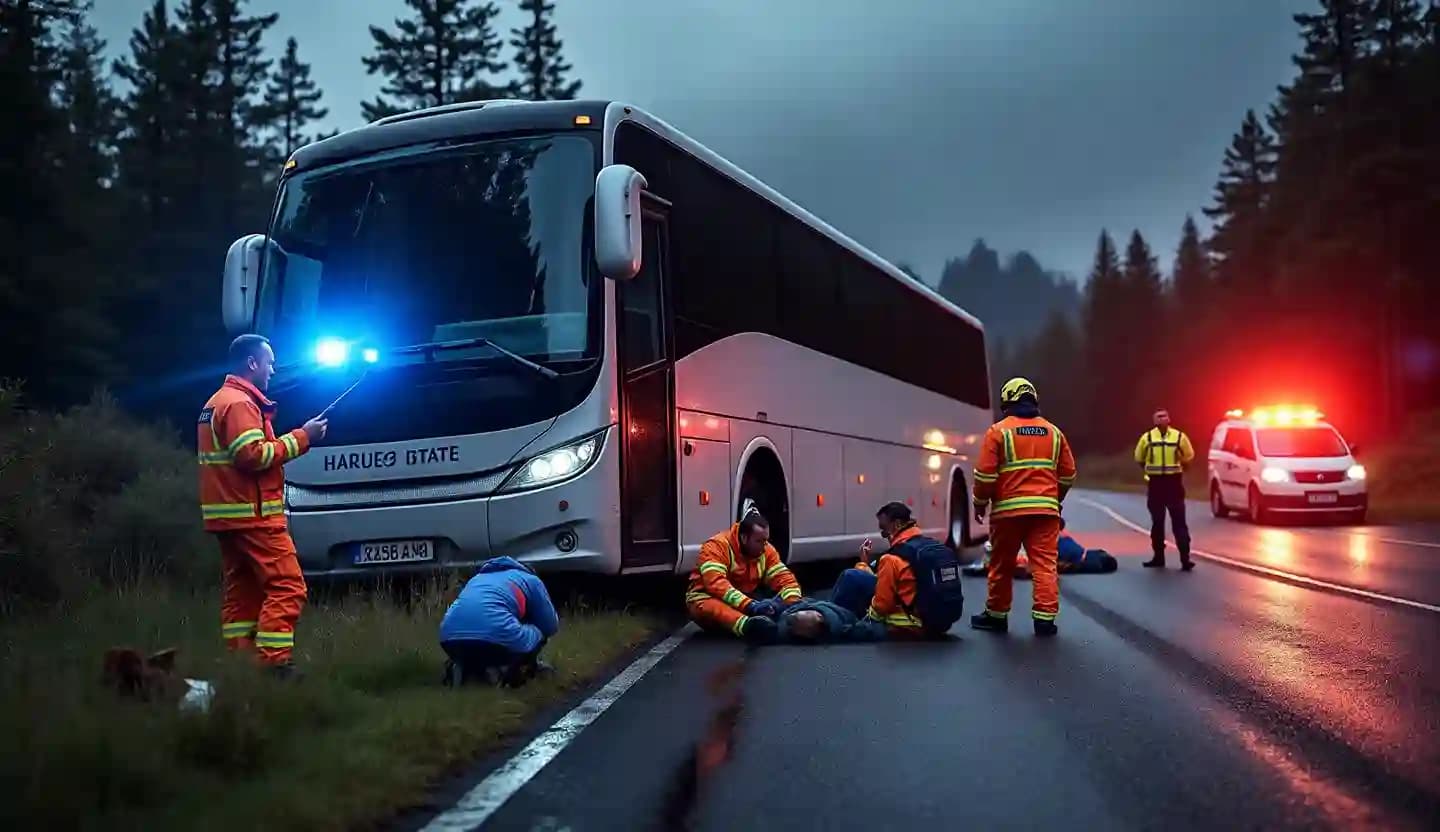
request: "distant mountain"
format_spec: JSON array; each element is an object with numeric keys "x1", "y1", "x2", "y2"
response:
[{"x1": 928, "y1": 240, "x2": 1080, "y2": 343}]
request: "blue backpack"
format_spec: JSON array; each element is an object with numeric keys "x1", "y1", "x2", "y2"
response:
[{"x1": 889, "y1": 535, "x2": 965, "y2": 636}]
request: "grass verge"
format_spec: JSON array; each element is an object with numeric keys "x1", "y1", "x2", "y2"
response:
[{"x1": 0, "y1": 581, "x2": 661, "y2": 832}]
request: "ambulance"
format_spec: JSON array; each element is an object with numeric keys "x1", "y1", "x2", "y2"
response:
[{"x1": 1206, "y1": 406, "x2": 1367, "y2": 524}]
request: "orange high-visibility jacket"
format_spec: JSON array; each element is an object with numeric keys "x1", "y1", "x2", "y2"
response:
[
  {"x1": 972, "y1": 414, "x2": 1077, "y2": 520},
  {"x1": 854, "y1": 525, "x2": 924, "y2": 633},
  {"x1": 685, "y1": 525, "x2": 803, "y2": 611},
  {"x1": 197, "y1": 375, "x2": 311, "y2": 531}
]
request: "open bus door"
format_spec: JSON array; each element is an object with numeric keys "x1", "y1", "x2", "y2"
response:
[{"x1": 616, "y1": 199, "x2": 679, "y2": 571}]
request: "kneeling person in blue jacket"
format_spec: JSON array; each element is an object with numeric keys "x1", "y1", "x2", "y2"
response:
[{"x1": 440, "y1": 557, "x2": 560, "y2": 687}]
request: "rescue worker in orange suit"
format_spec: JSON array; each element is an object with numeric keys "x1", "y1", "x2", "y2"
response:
[
  {"x1": 1135, "y1": 407, "x2": 1196, "y2": 571},
  {"x1": 686, "y1": 503, "x2": 803, "y2": 644},
  {"x1": 837, "y1": 502, "x2": 928, "y2": 639},
  {"x1": 971, "y1": 377, "x2": 1077, "y2": 637},
  {"x1": 198, "y1": 334, "x2": 328, "y2": 678}
]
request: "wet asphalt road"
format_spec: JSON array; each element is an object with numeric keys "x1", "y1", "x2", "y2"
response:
[{"x1": 418, "y1": 490, "x2": 1440, "y2": 831}]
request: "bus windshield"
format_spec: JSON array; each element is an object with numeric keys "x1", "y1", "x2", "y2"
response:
[
  {"x1": 258, "y1": 133, "x2": 597, "y2": 368},
  {"x1": 1256, "y1": 427, "x2": 1349, "y2": 458}
]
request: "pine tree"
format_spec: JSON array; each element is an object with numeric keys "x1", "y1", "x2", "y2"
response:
[
  {"x1": 56, "y1": 11, "x2": 119, "y2": 189},
  {"x1": 113, "y1": 0, "x2": 184, "y2": 221},
  {"x1": 1203, "y1": 110, "x2": 1277, "y2": 285},
  {"x1": 1171, "y1": 215, "x2": 1210, "y2": 312},
  {"x1": 510, "y1": 0, "x2": 580, "y2": 100},
  {"x1": 1371, "y1": 0, "x2": 1426, "y2": 71},
  {"x1": 361, "y1": 0, "x2": 507, "y2": 121},
  {"x1": 1293, "y1": 0, "x2": 1377, "y2": 98},
  {"x1": 257, "y1": 37, "x2": 328, "y2": 160},
  {"x1": 1082, "y1": 231, "x2": 1129, "y2": 448}
]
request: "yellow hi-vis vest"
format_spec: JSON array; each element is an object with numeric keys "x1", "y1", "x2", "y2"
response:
[{"x1": 1136, "y1": 427, "x2": 1193, "y2": 477}]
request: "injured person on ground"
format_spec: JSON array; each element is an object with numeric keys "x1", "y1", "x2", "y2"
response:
[{"x1": 964, "y1": 518, "x2": 1118, "y2": 578}]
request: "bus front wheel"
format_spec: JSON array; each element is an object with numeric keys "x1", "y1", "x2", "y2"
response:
[{"x1": 737, "y1": 451, "x2": 790, "y2": 563}]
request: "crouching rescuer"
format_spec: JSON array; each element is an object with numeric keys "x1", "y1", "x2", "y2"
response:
[
  {"x1": 686, "y1": 503, "x2": 803, "y2": 643},
  {"x1": 198, "y1": 335, "x2": 327, "y2": 677},
  {"x1": 971, "y1": 377, "x2": 1077, "y2": 637},
  {"x1": 439, "y1": 557, "x2": 559, "y2": 687},
  {"x1": 837, "y1": 502, "x2": 965, "y2": 639}
]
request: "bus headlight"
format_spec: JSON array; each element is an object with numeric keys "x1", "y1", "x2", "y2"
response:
[
  {"x1": 1347, "y1": 464, "x2": 1366, "y2": 481},
  {"x1": 499, "y1": 434, "x2": 602, "y2": 493}
]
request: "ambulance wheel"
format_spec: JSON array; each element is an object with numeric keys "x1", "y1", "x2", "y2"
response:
[
  {"x1": 1210, "y1": 482, "x2": 1229, "y2": 518},
  {"x1": 1247, "y1": 484, "x2": 1269, "y2": 525}
]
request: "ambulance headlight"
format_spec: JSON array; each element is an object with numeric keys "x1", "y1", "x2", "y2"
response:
[
  {"x1": 1346, "y1": 464, "x2": 1366, "y2": 481},
  {"x1": 1261, "y1": 466, "x2": 1290, "y2": 484},
  {"x1": 498, "y1": 432, "x2": 604, "y2": 493}
]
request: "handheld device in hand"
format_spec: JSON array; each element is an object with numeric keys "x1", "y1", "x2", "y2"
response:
[{"x1": 319, "y1": 370, "x2": 369, "y2": 418}]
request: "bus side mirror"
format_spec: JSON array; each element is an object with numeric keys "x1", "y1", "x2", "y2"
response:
[
  {"x1": 222, "y1": 234, "x2": 264, "y2": 335},
  {"x1": 594, "y1": 164, "x2": 647, "y2": 280}
]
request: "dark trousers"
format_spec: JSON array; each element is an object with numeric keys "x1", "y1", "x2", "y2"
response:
[
  {"x1": 1146, "y1": 475, "x2": 1191, "y2": 561},
  {"x1": 441, "y1": 638, "x2": 545, "y2": 687}
]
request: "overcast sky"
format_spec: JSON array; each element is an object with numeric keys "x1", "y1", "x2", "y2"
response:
[{"x1": 94, "y1": 0, "x2": 1311, "y2": 283}]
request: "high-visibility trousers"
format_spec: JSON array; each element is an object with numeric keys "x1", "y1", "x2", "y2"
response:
[
  {"x1": 215, "y1": 526, "x2": 307, "y2": 665},
  {"x1": 986, "y1": 514, "x2": 1061, "y2": 622},
  {"x1": 687, "y1": 597, "x2": 754, "y2": 638}
]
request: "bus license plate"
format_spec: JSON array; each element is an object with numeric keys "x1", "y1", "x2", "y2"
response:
[
  {"x1": 1307, "y1": 492, "x2": 1339, "y2": 505},
  {"x1": 355, "y1": 539, "x2": 434, "y2": 565}
]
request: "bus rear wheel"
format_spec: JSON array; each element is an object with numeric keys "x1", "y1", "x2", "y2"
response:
[{"x1": 737, "y1": 450, "x2": 790, "y2": 563}]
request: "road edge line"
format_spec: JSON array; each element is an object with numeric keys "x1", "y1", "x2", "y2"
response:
[
  {"x1": 420, "y1": 623, "x2": 699, "y2": 831},
  {"x1": 1073, "y1": 495, "x2": 1440, "y2": 615}
]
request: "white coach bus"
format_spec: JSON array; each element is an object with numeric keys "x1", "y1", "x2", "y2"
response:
[{"x1": 219, "y1": 100, "x2": 992, "y2": 579}]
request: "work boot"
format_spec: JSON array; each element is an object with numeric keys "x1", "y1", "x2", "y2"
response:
[
  {"x1": 741, "y1": 616, "x2": 778, "y2": 645},
  {"x1": 1033, "y1": 619, "x2": 1058, "y2": 637},
  {"x1": 1142, "y1": 556, "x2": 1166, "y2": 569},
  {"x1": 970, "y1": 612, "x2": 1008, "y2": 633},
  {"x1": 1180, "y1": 558, "x2": 1196, "y2": 572},
  {"x1": 266, "y1": 661, "x2": 302, "y2": 682}
]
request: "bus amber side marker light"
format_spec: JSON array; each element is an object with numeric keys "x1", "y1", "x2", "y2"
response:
[{"x1": 699, "y1": 491, "x2": 710, "y2": 506}]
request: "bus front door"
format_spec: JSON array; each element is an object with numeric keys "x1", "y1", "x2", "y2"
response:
[{"x1": 616, "y1": 207, "x2": 678, "y2": 571}]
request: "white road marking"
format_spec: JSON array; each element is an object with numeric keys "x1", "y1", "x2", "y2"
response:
[
  {"x1": 421, "y1": 624, "x2": 699, "y2": 831},
  {"x1": 1073, "y1": 495, "x2": 1440, "y2": 615}
]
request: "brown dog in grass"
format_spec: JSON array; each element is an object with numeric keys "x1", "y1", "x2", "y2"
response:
[{"x1": 102, "y1": 647, "x2": 189, "y2": 704}]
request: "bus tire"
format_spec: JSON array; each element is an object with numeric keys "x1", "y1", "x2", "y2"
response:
[
  {"x1": 947, "y1": 469, "x2": 970, "y2": 551},
  {"x1": 737, "y1": 450, "x2": 790, "y2": 563}
]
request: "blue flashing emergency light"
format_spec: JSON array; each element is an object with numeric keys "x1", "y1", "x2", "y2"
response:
[
  {"x1": 315, "y1": 337, "x2": 349, "y2": 368},
  {"x1": 361, "y1": 347, "x2": 380, "y2": 364}
]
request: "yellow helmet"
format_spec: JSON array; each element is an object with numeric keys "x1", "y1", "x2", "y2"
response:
[{"x1": 1000, "y1": 377, "x2": 1039, "y2": 407}]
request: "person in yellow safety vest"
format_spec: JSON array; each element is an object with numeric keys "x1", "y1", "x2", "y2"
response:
[{"x1": 1135, "y1": 407, "x2": 1196, "y2": 571}]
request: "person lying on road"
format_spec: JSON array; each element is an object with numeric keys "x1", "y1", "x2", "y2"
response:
[
  {"x1": 1057, "y1": 518, "x2": 1119, "y2": 574},
  {"x1": 965, "y1": 519, "x2": 1117, "y2": 578},
  {"x1": 775, "y1": 598, "x2": 888, "y2": 644},
  {"x1": 686, "y1": 502, "x2": 803, "y2": 644},
  {"x1": 439, "y1": 556, "x2": 559, "y2": 688}
]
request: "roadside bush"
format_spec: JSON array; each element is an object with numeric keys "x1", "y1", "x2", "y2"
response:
[{"x1": 0, "y1": 381, "x2": 210, "y2": 609}]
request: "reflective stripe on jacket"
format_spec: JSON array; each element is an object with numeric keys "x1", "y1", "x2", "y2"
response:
[
  {"x1": 855, "y1": 525, "x2": 924, "y2": 633},
  {"x1": 197, "y1": 375, "x2": 310, "y2": 531},
  {"x1": 1134, "y1": 427, "x2": 1194, "y2": 477},
  {"x1": 972, "y1": 415, "x2": 1077, "y2": 519},
  {"x1": 685, "y1": 524, "x2": 803, "y2": 611}
]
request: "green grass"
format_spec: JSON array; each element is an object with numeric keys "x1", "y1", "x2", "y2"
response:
[
  {"x1": 1078, "y1": 411, "x2": 1440, "y2": 524},
  {"x1": 0, "y1": 581, "x2": 661, "y2": 831}
]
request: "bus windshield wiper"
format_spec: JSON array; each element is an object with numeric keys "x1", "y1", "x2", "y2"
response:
[{"x1": 392, "y1": 337, "x2": 560, "y2": 380}]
